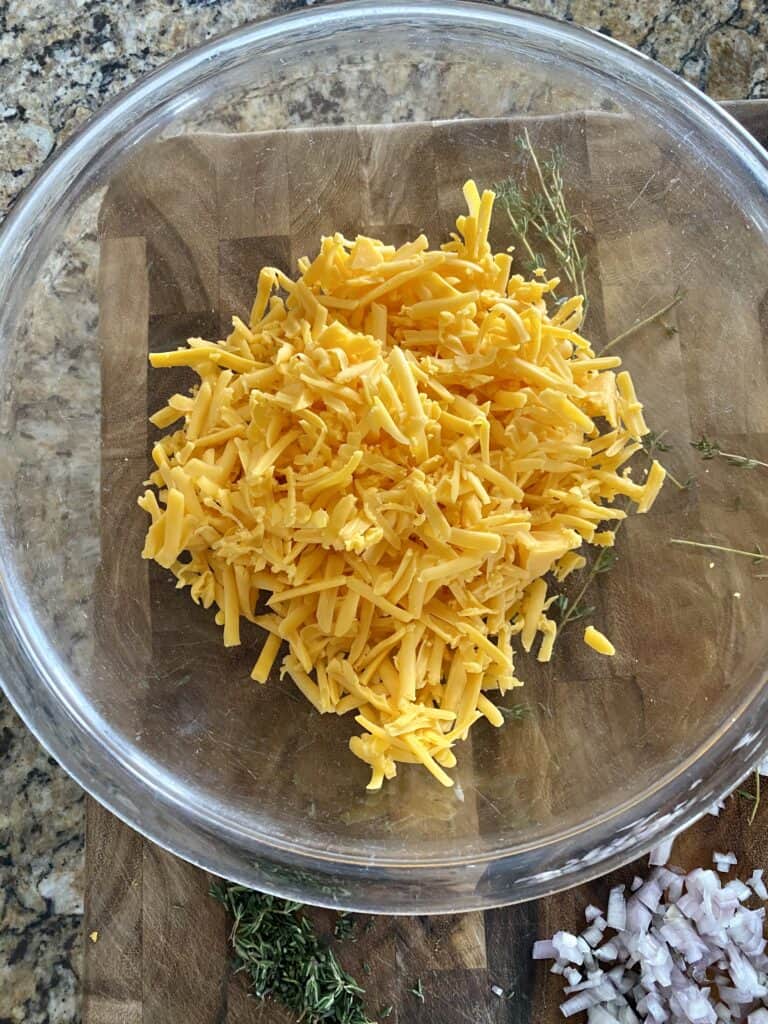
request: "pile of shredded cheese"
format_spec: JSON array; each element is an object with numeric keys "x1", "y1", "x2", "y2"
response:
[{"x1": 139, "y1": 180, "x2": 665, "y2": 790}]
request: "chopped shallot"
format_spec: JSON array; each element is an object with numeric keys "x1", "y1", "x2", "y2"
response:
[
  {"x1": 649, "y1": 836, "x2": 675, "y2": 866},
  {"x1": 715, "y1": 852, "x2": 739, "y2": 873},
  {"x1": 749, "y1": 872, "x2": 768, "y2": 902},
  {"x1": 533, "y1": 939, "x2": 559, "y2": 960},
  {"x1": 532, "y1": 850, "x2": 768, "y2": 1023},
  {"x1": 607, "y1": 887, "x2": 627, "y2": 931}
]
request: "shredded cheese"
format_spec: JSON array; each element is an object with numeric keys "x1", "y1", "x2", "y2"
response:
[
  {"x1": 583, "y1": 625, "x2": 617, "y2": 657},
  {"x1": 139, "y1": 180, "x2": 663, "y2": 789}
]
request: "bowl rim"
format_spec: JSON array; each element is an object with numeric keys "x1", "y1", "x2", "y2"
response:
[{"x1": 1, "y1": 0, "x2": 767, "y2": 910}]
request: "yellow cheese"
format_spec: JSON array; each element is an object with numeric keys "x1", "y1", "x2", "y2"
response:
[
  {"x1": 139, "y1": 180, "x2": 662, "y2": 789},
  {"x1": 583, "y1": 625, "x2": 616, "y2": 656}
]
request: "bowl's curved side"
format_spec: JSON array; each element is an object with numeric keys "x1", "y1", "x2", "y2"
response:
[{"x1": 0, "y1": 0, "x2": 767, "y2": 911}]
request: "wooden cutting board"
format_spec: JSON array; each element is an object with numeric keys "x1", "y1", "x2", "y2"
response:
[{"x1": 84, "y1": 100, "x2": 768, "y2": 1024}]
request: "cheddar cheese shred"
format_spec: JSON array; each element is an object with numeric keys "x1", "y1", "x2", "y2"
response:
[{"x1": 139, "y1": 180, "x2": 664, "y2": 789}]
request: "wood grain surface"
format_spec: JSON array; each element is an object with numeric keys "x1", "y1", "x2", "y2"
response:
[
  {"x1": 83, "y1": 788, "x2": 768, "y2": 1024},
  {"x1": 84, "y1": 101, "x2": 768, "y2": 1024}
]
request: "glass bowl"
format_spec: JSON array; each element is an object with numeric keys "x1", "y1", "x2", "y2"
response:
[{"x1": 1, "y1": 0, "x2": 767, "y2": 913}]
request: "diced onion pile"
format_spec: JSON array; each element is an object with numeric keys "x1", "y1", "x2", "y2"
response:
[
  {"x1": 534, "y1": 849, "x2": 768, "y2": 1023},
  {"x1": 139, "y1": 180, "x2": 664, "y2": 789}
]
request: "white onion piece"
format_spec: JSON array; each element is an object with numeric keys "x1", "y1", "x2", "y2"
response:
[
  {"x1": 636, "y1": 876, "x2": 665, "y2": 913},
  {"x1": 582, "y1": 924, "x2": 607, "y2": 948},
  {"x1": 626, "y1": 897, "x2": 652, "y2": 934},
  {"x1": 749, "y1": 871, "x2": 768, "y2": 902},
  {"x1": 564, "y1": 967, "x2": 583, "y2": 986},
  {"x1": 562, "y1": 991, "x2": 601, "y2": 1017},
  {"x1": 726, "y1": 880, "x2": 753, "y2": 902},
  {"x1": 667, "y1": 874, "x2": 685, "y2": 903},
  {"x1": 650, "y1": 836, "x2": 676, "y2": 866},
  {"x1": 659, "y1": 918, "x2": 710, "y2": 963},
  {"x1": 637, "y1": 991, "x2": 667, "y2": 1022},
  {"x1": 714, "y1": 852, "x2": 739, "y2": 874},
  {"x1": 533, "y1": 939, "x2": 559, "y2": 960},
  {"x1": 608, "y1": 965, "x2": 637, "y2": 995},
  {"x1": 637, "y1": 932, "x2": 673, "y2": 986},
  {"x1": 564, "y1": 972, "x2": 605, "y2": 995},
  {"x1": 728, "y1": 949, "x2": 768, "y2": 999},
  {"x1": 672, "y1": 985, "x2": 718, "y2": 1024},
  {"x1": 596, "y1": 942, "x2": 620, "y2": 962},
  {"x1": 587, "y1": 1006, "x2": 622, "y2": 1024},
  {"x1": 607, "y1": 887, "x2": 627, "y2": 931}
]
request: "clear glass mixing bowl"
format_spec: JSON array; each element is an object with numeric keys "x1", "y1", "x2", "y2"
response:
[{"x1": 1, "y1": 1, "x2": 767, "y2": 913}]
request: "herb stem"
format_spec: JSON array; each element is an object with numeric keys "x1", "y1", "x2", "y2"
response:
[
  {"x1": 715, "y1": 451, "x2": 768, "y2": 471},
  {"x1": 750, "y1": 769, "x2": 761, "y2": 826},
  {"x1": 692, "y1": 436, "x2": 768, "y2": 470},
  {"x1": 557, "y1": 546, "x2": 616, "y2": 635},
  {"x1": 669, "y1": 539, "x2": 768, "y2": 562},
  {"x1": 495, "y1": 132, "x2": 587, "y2": 306},
  {"x1": 524, "y1": 127, "x2": 557, "y2": 214},
  {"x1": 502, "y1": 206, "x2": 539, "y2": 267},
  {"x1": 557, "y1": 573, "x2": 596, "y2": 634},
  {"x1": 602, "y1": 289, "x2": 684, "y2": 353},
  {"x1": 664, "y1": 470, "x2": 689, "y2": 491}
]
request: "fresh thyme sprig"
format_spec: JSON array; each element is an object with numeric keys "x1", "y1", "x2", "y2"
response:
[
  {"x1": 669, "y1": 539, "x2": 767, "y2": 563},
  {"x1": 640, "y1": 432, "x2": 693, "y2": 491},
  {"x1": 211, "y1": 884, "x2": 373, "y2": 1024},
  {"x1": 692, "y1": 436, "x2": 768, "y2": 471},
  {"x1": 672, "y1": 441, "x2": 766, "y2": 569},
  {"x1": 555, "y1": 547, "x2": 617, "y2": 636},
  {"x1": 602, "y1": 288, "x2": 685, "y2": 353},
  {"x1": 495, "y1": 128, "x2": 588, "y2": 304}
]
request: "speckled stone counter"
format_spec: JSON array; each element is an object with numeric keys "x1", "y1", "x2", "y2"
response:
[{"x1": 1, "y1": 1, "x2": 766, "y2": 1021}]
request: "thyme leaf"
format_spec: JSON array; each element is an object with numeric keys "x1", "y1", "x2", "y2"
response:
[
  {"x1": 640, "y1": 430, "x2": 673, "y2": 457},
  {"x1": 334, "y1": 913, "x2": 357, "y2": 941},
  {"x1": 500, "y1": 702, "x2": 534, "y2": 721}
]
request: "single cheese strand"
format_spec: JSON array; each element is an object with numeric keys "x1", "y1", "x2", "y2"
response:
[
  {"x1": 584, "y1": 625, "x2": 616, "y2": 656},
  {"x1": 140, "y1": 178, "x2": 663, "y2": 789}
]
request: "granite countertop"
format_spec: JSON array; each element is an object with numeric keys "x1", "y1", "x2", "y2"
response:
[{"x1": 1, "y1": 1, "x2": 766, "y2": 1021}]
